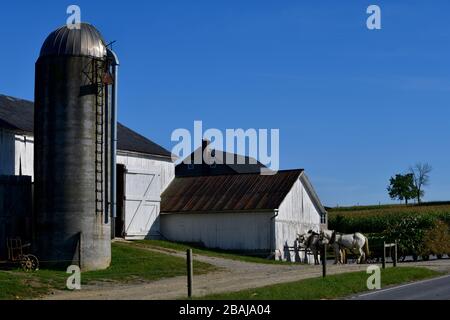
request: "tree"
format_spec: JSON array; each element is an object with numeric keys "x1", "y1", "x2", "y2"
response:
[
  {"x1": 387, "y1": 174, "x2": 417, "y2": 205},
  {"x1": 410, "y1": 163, "x2": 432, "y2": 204}
]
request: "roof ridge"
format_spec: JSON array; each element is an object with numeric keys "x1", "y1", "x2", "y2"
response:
[{"x1": 175, "y1": 168, "x2": 304, "y2": 178}]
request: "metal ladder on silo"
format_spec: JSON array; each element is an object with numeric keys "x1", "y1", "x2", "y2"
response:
[{"x1": 94, "y1": 59, "x2": 105, "y2": 215}]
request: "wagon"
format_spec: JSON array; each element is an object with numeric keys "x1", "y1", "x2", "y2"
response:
[{"x1": 1, "y1": 238, "x2": 39, "y2": 271}]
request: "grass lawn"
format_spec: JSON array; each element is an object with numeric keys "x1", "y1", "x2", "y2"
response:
[
  {"x1": 135, "y1": 240, "x2": 294, "y2": 265},
  {"x1": 0, "y1": 242, "x2": 216, "y2": 300},
  {"x1": 197, "y1": 267, "x2": 441, "y2": 300}
]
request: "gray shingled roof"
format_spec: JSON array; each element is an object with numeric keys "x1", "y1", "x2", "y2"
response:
[
  {"x1": 176, "y1": 142, "x2": 267, "y2": 176},
  {"x1": 0, "y1": 94, "x2": 172, "y2": 158}
]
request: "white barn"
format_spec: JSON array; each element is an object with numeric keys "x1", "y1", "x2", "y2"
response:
[
  {"x1": 0, "y1": 94, "x2": 174, "y2": 239},
  {"x1": 160, "y1": 167, "x2": 327, "y2": 262}
]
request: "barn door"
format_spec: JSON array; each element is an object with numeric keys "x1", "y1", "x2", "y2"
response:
[{"x1": 124, "y1": 169, "x2": 161, "y2": 239}]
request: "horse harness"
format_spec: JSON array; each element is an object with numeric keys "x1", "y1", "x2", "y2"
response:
[
  {"x1": 329, "y1": 231, "x2": 358, "y2": 252},
  {"x1": 305, "y1": 231, "x2": 320, "y2": 249}
]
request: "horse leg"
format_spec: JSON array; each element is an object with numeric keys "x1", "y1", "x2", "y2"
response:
[
  {"x1": 357, "y1": 247, "x2": 364, "y2": 264},
  {"x1": 342, "y1": 249, "x2": 346, "y2": 264},
  {"x1": 334, "y1": 247, "x2": 340, "y2": 264}
]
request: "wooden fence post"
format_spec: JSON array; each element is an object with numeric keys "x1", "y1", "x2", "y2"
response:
[
  {"x1": 187, "y1": 249, "x2": 193, "y2": 298},
  {"x1": 382, "y1": 241, "x2": 386, "y2": 269},
  {"x1": 322, "y1": 244, "x2": 327, "y2": 278},
  {"x1": 393, "y1": 241, "x2": 398, "y2": 267}
]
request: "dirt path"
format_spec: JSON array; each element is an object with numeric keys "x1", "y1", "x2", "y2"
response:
[{"x1": 42, "y1": 246, "x2": 450, "y2": 300}]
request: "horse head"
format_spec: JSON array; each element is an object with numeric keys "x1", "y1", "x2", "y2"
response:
[
  {"x1": 319, "y1": 229, "x2": 334, "y2": 244},
  {"x1": 297, "y1": 233, "x2": 306, "y2": 244}
]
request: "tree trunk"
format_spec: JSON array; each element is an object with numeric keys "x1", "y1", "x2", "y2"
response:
[
  {"x1": 417, "y1": 187, "x2": 421, "y2": 204},
  {"x1": 405, "y1": 198, "x2": 408, "y2": 205}
]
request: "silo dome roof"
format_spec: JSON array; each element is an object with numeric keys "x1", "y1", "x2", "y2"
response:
[{"x1": 39, "y1": 23, "x2": 107, "y2": 58}]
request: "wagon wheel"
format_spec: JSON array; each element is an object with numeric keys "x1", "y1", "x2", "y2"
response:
[{"x1": 20, "y1": 255, "x2": 39, "y2": 272}]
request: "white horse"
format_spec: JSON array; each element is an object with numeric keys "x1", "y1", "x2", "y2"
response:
[
  {"x1": 321, "y1": 230, "x2": 370, "y2": 264},
  {"x1": 297, "y1": 230, "x2": 321, "y2": 265}
]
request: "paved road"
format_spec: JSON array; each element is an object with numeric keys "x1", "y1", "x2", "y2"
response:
[{"x1": 351, "y1": 275, "x2": 450, "y2": 300}]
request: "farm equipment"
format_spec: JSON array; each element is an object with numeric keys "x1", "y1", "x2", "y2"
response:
[{"x1": 1, "y1": 237, "x2": 39, "y2": 271}]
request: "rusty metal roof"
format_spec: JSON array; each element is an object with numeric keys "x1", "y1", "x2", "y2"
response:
[{"x1": 161, "y1": 169, "x2": 304, "y2": 213}]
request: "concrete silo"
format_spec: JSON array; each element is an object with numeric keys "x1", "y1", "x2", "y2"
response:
[{"x1": 34, "y1": 23, "x2": 118, "y2": 271}]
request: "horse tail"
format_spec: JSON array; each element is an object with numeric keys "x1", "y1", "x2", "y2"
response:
[{"x1": 363, "y1": 236, "x2": 370, "y2": 259}]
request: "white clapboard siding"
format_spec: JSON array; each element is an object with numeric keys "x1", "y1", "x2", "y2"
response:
[
  {"x1": 275, "y1": 178, "x2": 321, "y2": 262},
  {"x1": 117, "y1": 152, "x2": 175, "y2": 191},
  {"x1": 0, "y1": 129, "x2": 34, "y2": 179},
  {"x1": 161, "y1": 212, "x2": 272, "y2": 251},
  {"x1": 14, "y1": 135, "x2": 34, "y2": 178},
  {"x1": 117, "y1": 152, "x2": 175, "y2": 239}
]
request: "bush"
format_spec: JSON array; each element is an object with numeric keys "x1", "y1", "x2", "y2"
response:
[
  {"x1": 382, "y1": 216, "x2": 426, "y2": 258},
  {"x1": 328, "y1": 205, "x2": 450, "y2": 259},
  {"x1": 421, "y1": 220, "x2": 450, "y2": 257}
]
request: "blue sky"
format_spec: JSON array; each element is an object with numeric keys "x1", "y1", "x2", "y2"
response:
[{"x1": 0, "y1": 1, "x2": 449, "y2": 206}]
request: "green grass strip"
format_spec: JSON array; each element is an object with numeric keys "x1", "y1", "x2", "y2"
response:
[{"x1": 197, "y1": 267, "x2": 441, "y2": 300}]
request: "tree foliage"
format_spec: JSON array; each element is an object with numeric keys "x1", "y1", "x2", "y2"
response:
[{"x1": 387, "y1": 173, "x2": 417, "y2": 205}]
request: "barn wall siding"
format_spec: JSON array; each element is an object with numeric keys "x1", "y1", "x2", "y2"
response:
[
  {"x1": 117, "y1": 152, "x2": 175, "y2": 239},
  {"x1": 160, "y1": 212, "x2": 273, "y2": 251},
  {"x1": 14, "y1": 135, "x2": 34, "y2": 178},
  {"x1": 275, "y1": 177, "x2": 321, "y2": 262},
  {"x1": 116, "y1": 152, "x2": 175, "y2": 191},
  {"x1": 0, "y1": 130, "x2": 34, "y2": 178}
]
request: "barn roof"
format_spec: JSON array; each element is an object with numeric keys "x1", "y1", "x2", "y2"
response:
[
  {"x1": 161, "y1": 169, "x2": 306, "y2": 213},
  {"x1": 176, "y1": 142, "x2": 267, "y2": 177},
  {"x1": 0, "y1": 94, "x2": 172, "y2": 158}
]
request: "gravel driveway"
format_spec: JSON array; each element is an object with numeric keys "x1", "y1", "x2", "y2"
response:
[{"x1": 42, "y1": 246, "x2": 450, "y2": 300}]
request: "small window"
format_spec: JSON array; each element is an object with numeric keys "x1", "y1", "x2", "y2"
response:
[{"x1": 320, "y1": 213, "x2": 327, "y2": 224}]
